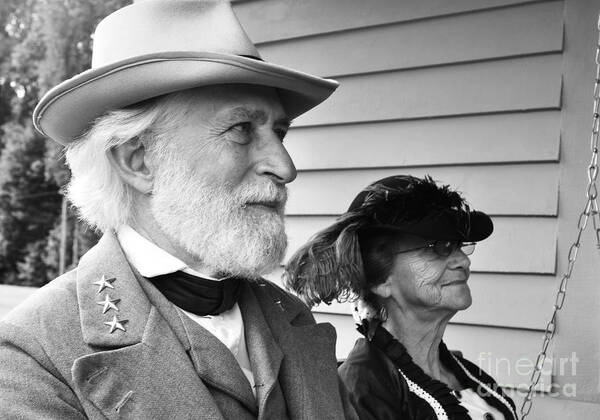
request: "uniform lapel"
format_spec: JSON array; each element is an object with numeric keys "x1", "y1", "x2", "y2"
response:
[
  {"x1": 246, "y1": 280, "x2": 347, "y2": 420},
  {"x1": 140, "y1": 268, "x2": 257, "y2": 413},
  {"x1": 71, "y1": 232, "x2": 224, "y2": 419},
  {"x1": 75, "y1": 232, "x2": 149, "y2": 348},
  {"x1": 278, "y1": 322, "x2": 344, "y2": 419},
  {"x1": 178, "y1": 310, "x2": 258, "y2": 413},
  {"x1": 238, "y1": 282, "x2": 283, "y2": 414}
]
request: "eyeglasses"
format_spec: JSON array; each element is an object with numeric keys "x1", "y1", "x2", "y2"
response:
[{"x1": 395, "y1": 241, "x2": 476, "y2": 257}]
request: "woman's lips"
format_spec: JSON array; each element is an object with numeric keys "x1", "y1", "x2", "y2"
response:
[{"x1": 441, "y1": 279, "x2": 468, "y2": 287}]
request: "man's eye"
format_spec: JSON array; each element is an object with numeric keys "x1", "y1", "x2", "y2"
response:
[
  {"x1": 230, "y1": 122, "x2": 252, "y2": 134},
  {"x1": 227, "y1": 122, "x2": 253, "y2": 143}
]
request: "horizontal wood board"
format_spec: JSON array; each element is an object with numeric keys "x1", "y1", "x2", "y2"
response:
[
  {"x1": 285, "y1": 111, "x2": 561, "y2": 170},
  {"x1": 235, "y1": 0, "x2": 549, "y2": 43},
  {"x1": 287, "y1": 164, "x2": 560, "y2": 216},
  {"x1": 258, "y1": 1, "x2": 564, "y2": 76},
  {"x1": 295, "y1": 55, "x2": 563, "y2": 126}
]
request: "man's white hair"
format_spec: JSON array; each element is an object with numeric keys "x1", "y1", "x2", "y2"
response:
[{"x1": 65, "y1": 92, "x2": 193, "y2": 232}]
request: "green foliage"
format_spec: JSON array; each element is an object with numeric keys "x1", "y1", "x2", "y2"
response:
[{"x1": 0, "y1": 0, "x2": 130, "y2": 286}]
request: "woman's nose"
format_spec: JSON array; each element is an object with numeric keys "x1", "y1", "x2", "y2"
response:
[{"x1": 448, "y1": 248, "x2": 472, "y2": 270}]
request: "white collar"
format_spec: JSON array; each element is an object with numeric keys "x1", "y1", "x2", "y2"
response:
[{"x1": 116, "y1": 225, "x2": 218, "y2": 279}]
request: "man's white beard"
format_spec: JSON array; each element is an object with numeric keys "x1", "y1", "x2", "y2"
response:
[{"x1": 150, "y1": 162, "x2": 288, "y2": 279}]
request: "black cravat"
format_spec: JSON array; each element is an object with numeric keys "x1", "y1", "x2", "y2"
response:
[{"x1": 147, "y1": 271, "x2": 242, "y2": 316}]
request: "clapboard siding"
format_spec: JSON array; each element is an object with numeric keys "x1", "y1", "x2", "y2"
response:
[
  {"x1": 286, "y1": 216, "x2": 557, "y2": 274},
  {"x1": 237, "y1": 0, "x2": 582, "y2": 408},
  {"x1": 295, "y1": 54, "x2": 563, "y2": 126},
  {"x1": 286, "y1": 111, "x2": 561, "y2": 170},
  {"x1": 308, "y1": 273, "x2": 556, "y2": 331},
  {"x1": 313, "y1": 313, "x2": 552, "y2": 391},
  {"x1": 259, "y1": 1, "x2": 564, "y2": 76},
  {"x1": 287, "y1": 164, "x2": 560, "y2": 216},
  {"x1": 450, "y1": 274, "x2": 555, "y2": 329},
  {"x1": 235, "y1": 0, "x2": 547, "y2": 43}
]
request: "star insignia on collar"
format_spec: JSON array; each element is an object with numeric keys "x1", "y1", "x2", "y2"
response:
[
  {"x1": 103, "y1": 315, "x2": 128, "y2": 334},
  {"x1": 93, "y1": 275, "x2": 116, "y2": 293},
  {"x1": 96, "y1": 295, "x2": 120, "y2": 314}
]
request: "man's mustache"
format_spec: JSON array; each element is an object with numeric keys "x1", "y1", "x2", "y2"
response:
[{"x1": 239, "y1": 183, "x2": 288, "y2": 211}]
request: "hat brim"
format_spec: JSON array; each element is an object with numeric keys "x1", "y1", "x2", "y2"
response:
[
  {"x1": 33, "y1": 52, "x2": 339, "y2": 145},
  {"x1": 365, "y1": 210, "x2": 494, "y2": 242}
]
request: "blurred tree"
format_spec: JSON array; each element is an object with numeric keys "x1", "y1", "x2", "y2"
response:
[
  {"x1": 0, "y1": 0, "x2": 130, "y2": 285},
  {"x1": 0, "y1": 122, "x2": 61, "y2": 284}
]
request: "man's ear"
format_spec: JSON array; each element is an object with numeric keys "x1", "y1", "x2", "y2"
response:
[{"x1": 108, "y1": 138, "x2": 154, "y2": 194}]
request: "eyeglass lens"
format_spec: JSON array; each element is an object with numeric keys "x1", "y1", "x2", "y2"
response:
[
  {"x1": 460, "y1": 242, "x2": 476, "y2": 256},
  {"x1": 433, "y1": 241, "x2": 476, "y2": 256}
]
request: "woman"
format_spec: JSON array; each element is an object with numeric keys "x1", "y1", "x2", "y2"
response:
[{"x1": 285, "y1": 175, "x2": 518, "y2": 420}]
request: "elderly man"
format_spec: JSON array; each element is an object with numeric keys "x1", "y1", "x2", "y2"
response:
[{"x1": 0, "y1": 1, "x2": 356, "y2": 419}]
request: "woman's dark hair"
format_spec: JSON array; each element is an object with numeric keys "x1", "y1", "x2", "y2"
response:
[
  {"x1": 356, "y1": 228, "x2": 406, "y2": 310},
  {"x1": 358, "y1": 228, "x2": 402, "y2": 285},
  {"x1": 284, "y1": 221, "x2": 403, "y2": 308},
  {"x1": 284, "y1": 211, "x2": 364, "y2": 307}
]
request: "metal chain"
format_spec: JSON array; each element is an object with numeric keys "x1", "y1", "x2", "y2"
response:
[{"x1": 519, "y1": 15, "x2": 600, "y2": 419}]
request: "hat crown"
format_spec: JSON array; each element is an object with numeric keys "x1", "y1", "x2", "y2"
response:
[
  {"x1": 92, "y1": 0, "x2": 260, "y2": 68},
  {"x1": 32, "y1": 0, "x2": 338, "y2": 144}
]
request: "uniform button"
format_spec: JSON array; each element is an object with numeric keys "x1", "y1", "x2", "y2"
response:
[{"x1": 484, "y1": 413, "x2": 494, "y2": 420}]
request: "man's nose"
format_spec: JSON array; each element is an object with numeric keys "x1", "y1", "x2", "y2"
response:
[{"x1": 254, "y1": 131, "x2": 297, "y2": 184}]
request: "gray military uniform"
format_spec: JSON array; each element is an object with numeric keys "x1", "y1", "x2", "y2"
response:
[{"x1": 0, "y1": 232, "x2": 356, "y2": 419}]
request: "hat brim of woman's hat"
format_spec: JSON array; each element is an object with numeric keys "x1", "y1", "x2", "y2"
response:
[
  {"x1": 367, "y1": 210, "x2": 494, "y2": 242},
  {"x1": 33, "y1": 51, "x2": 339, "y2": 145}
]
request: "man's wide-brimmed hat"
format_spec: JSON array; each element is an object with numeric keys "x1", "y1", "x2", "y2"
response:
[
  {"x1": 347, "y1": 175, "x2": 494, "y2": 242},
  {"x1": 32, "y1": 0, "x2": 339, "y2": 145}
]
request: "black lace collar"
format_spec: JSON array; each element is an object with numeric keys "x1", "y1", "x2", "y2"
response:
[
  {"x1": 360, "y1": 322, "x2": 518, "y2": 420},
  {"x1": 360, "y1": 322, "x2": 470, "y2": 419}
]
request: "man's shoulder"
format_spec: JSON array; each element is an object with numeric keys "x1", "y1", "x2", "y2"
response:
[
  {"x1": 249, "y1": 277, "x2": 315, "y2": 325},
  {"x1": 252, "y1": 277, "x2": 309, "y2": 309},
  {"x1": 1, "y1": 270, "x2": 79, "y2": 331},
  {"x1": 0, "y1": 269, "x2": 87, "y2": 374}
]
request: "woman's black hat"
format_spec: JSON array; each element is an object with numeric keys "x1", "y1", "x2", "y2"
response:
[{"x1": 347, "y1": 175, "x2": 493, "y2": 242}]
